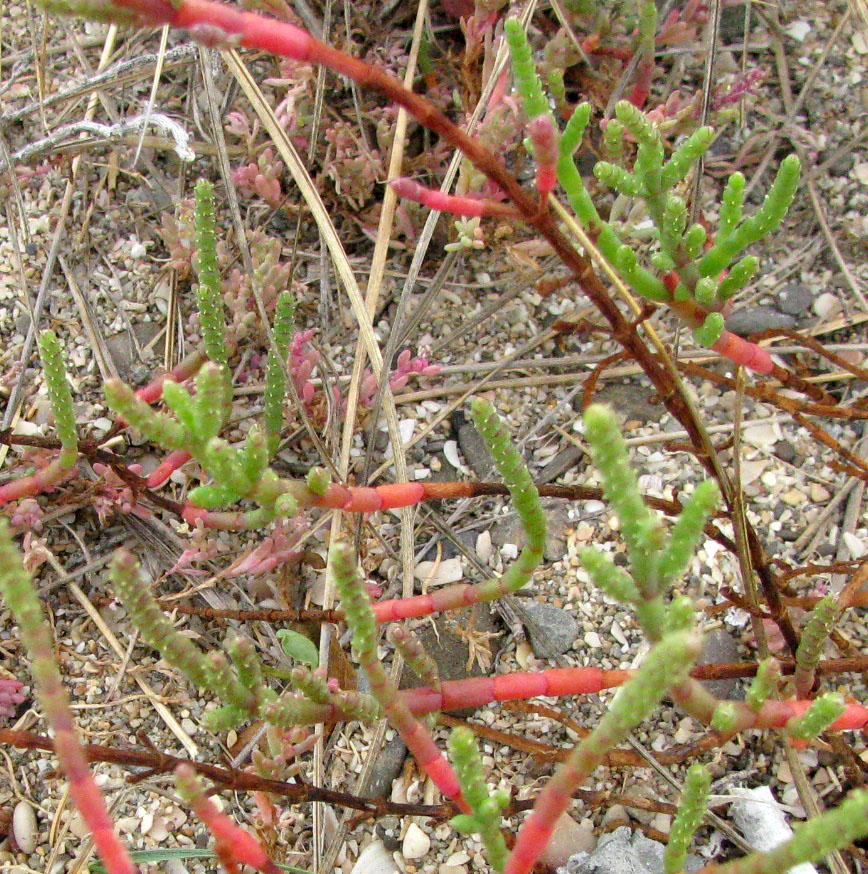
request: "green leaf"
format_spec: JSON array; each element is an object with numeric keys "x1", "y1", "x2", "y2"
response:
[
  {"x1": 90, "y1": 847, "x2": 314, "y2": 873},
  {"x1": 276, "y1": 629, "x2": 319, "y2": 668}
]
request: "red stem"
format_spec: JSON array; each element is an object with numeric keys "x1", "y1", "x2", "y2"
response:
[
  {"x1": 146, "y1": 449, "x2": 193, "y2": 488},
  {"x1": 390, "y1": 178, "x2": 515, "y2": 218},
  {"x1": 134, "y1": 349, "x2": 206, "y2": 405},
  {"x1": 0, "y1": 458, "x2": 76, "y2": 506}
]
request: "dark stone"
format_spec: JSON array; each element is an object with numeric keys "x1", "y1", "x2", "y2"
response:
[
  {"x1": 779, "y1": 526, "x2": 800, "y2": 542},
  {"x1": 827, "y1": 152, "x2": 854, "y2": 176},
  {"x1": 376, "y1": 817, "x2": 403, "y2": 851},
  {"x1": 725, "y1": 306, "x2": 795, "y2": 336},
  {"x1": 539, "y1": 445, "x2": 585, "y2": 483},
  {"x1": 451, "y1": 411, "x2": 495, "y2": 478},
  {"x1": 774, "y1": 440, "x2": 797, "y2": 463},
  {"x1": 696, "y1": 627, "x2": 743, "y2": 700},
  {"x1": 418, "y1": 529, "x2": 476, "y2": 562},
  {"x1": 364, "y1": 734, "x2": 407, "y2": 799},
  {"x1": 778, "y1": 283, "x2": 814, "y2": 317}
]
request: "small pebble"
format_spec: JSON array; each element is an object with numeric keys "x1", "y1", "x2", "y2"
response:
[
  {"x1": 813, "y1": 292, "x2": 841, "y2": 320},
  {"x1": 351, "y1": 839, "x2": 398, "y2": 874},
  {"x1": 810, "y1": 483, "x2": 830, "y2": 503},
  {"x1": 843, "y1": 532, "x2": 867, "y2": 559},
  {"x1": 402, "y1": 823, "x2": 430, "y2": 860},
  {"x1": 12, "y1": 801, "x2": 37, "y2": 855},
  {"x1": 475, "y1": 530, "x2": 492, "y2": 563},
  {"x1": 781, "y1": 488, "x2": 806, "y2": 507}
]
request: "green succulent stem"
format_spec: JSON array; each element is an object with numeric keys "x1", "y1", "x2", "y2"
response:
[
  {"x1": 448, "y1": 727, "x2": 509, "y2": 871},
  {"x1": 793, "y1": 594, "x2": 842, "y2": 697},
  {"x1": 37, "y1": 331, "x2": 78, "y2": 466},
  {"x1": 746, "y1": 658, "x2": 783, "y2": 711},
  {"x1": 109, "y1": 550, "x2": 257, "y2": 716},
  {"x1": 583, "y1": 404, "x2": 663, "y2": 600},
  {"x1": 665, "y1": 763, "x2": 711, "y2": 874},
  {"x1": 469, "y1": 398, "x2": 545, "y2": 598},
  {"x1": 263, "y1": 289, "x2": 296, "y2": 458},
  {"x1": 331, "y1": 543, "x2": 466, "y2": 807},
  {"x1": 504, "y1": 18, "x2": 550, "y2": 122},
  {"x1": 786, "y1": 693, "x2": 846, "y2": 740},
  {"x1": 192, "y1": 179, "x2": 228, "y2": 367}
]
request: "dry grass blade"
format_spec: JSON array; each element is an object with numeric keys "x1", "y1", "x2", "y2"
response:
[{"x1": 223, "y1": 49, "x2": 384, "y2": 373}]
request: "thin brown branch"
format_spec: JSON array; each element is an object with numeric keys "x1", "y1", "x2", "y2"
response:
[{"x1": 0, "y1": 728, "x2": 455, "y2": 820}]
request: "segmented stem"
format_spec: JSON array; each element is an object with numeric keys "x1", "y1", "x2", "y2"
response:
[
  {"x1": 192, "y1": 179, "x2": 228, "y2": 367},
  {"x1": 0, "y1": 524, "x2": 135, "y2": 874},
  {"x1": 37, "y1": 331, "x2": 78, "y2": 466}
]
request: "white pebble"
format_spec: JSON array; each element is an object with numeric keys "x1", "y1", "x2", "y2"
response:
[
  {"x1": 413, "y1": 558, "x2": 463, "y2": 586},
  {"x1": 813, "y1": 292, "x2": 841, "y2": 320},
  {"x1": 476, "y1": 531, "x2": 492, "y2": 563},
  {"x1": 842, "y1": 532, "x2": 867, "y2": 559},
  {"x1": 351, "y1": 840, "x2": 398, "y2": 874},
  {"x1": 13, "y1": 801, "x2": 37, "y2": 855},
  {"x1": 402, "y1": 823, "x2": 430, "y2": 859},
  {"x1": 584, "y1": 631, "x2": 602, "y2": 648}
]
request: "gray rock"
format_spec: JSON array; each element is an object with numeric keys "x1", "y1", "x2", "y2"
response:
[
  {"x1": 826, "y1": 152, "x2": 854, "y2": 176},
  {"x1": 364, "y1": 733, "x2": 407, "y2": 799},
  {"x1": 520, "y1": 601, "x2": 579, "y2": 657},
  {"x1": 558, "y1": 826, "x2": 664, "y2": 874},
  {"x1": 539, "y1": 445, "x2": 585, "y2": 483},
  {"x1": 774, "y1": 440, "x2": 797, "y2": 463},
  {"x1": 450, "y1": 411, "x2": 496, "y2": 478},
  {"x1": 105, "y1": 323, "x2": 162, "y2": 383},
  {"x1": 558, "y1": 826, "x2": 700, "y2": 874},
  {"x1": 778, "y1": 284, "x2": 814, "y2": 317},
  {"x1": 696, "y1": 627, "x2": 743, "y2": 700},
  {"x1": 725, "y1": 306, "x2": 795, "y2": 336},
  {"x1": 576, "y1": 382, "x2": 660, "y2": 423}
]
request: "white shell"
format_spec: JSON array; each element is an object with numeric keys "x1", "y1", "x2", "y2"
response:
[
  {"x1": 350, "y1": 839, "x2": 398, "y2": 874},
  {"x1": 12, "y1": 801, "x2": 37, "y2": 855}
]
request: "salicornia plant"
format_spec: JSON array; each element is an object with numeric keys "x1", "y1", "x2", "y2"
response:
[
  {"x1": 501, "y1": 17, "x2": 799, "y2": 375},
  {"x1": 7, "y1": 1, "x2": 868, "y2": 873}
]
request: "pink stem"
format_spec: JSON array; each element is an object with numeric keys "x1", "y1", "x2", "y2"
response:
[
  {"x1": 181, "y1": 504, "x2": 263, "y2": 529},
  {"x1": 311, "y1": 481, "x2": 427, "y2": 512},
  {"x1": 389, "y1": 178, "x2": 515, "y2": 218},
  {"x1": 176, "y1": 765, "x2": 281, "y2": 874},
  {"x1": 0, "y1": 533, "x2": 136, "y2": 874},
  {"x1": 146, "y1": 450, "x2": 193, "y2": 488},
  {"x1": 711, "y1": 329, "x2": 775, "y2": 374},
  {"x1": 134, "y1": 350, "x2": 206, "y2": 405},
  {"x1": 401, "y1": 667, "x2": 630, "y2": 713},
  {"x1": 0, "y1": 459, "x2": 76, "y2": 506},
  {"x1": 528, "y1": 115, "x2": 558, "y2": 198}
]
